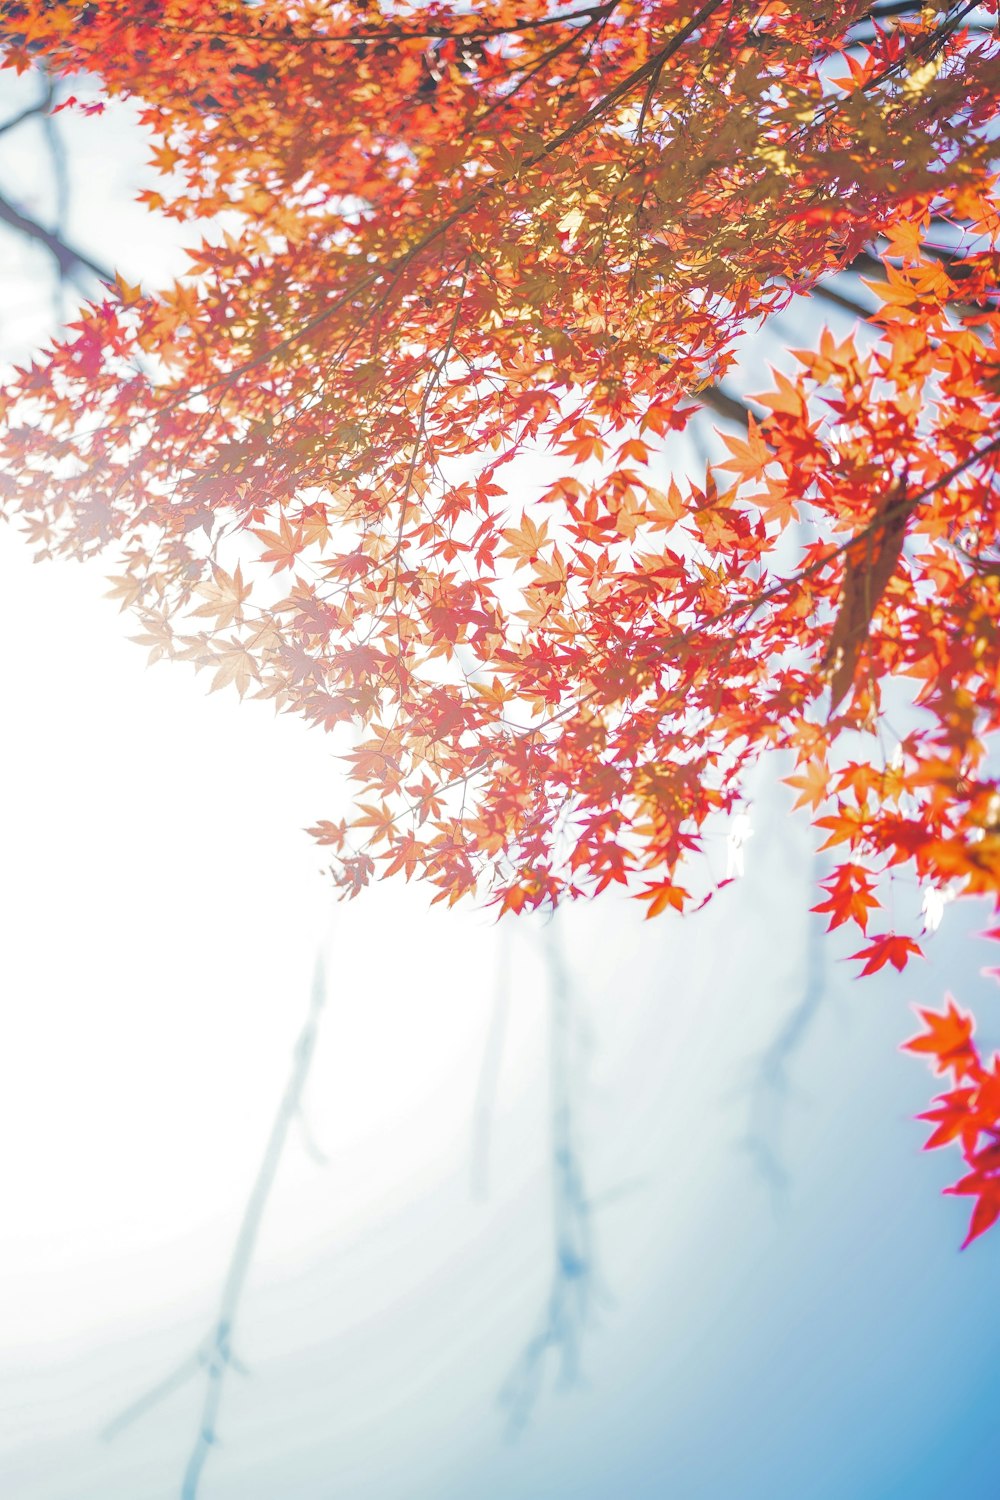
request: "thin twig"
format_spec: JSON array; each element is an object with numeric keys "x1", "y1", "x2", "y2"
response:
[
  {"x1": 501, "y1": 920, "x2": 597, "y2": 1431},
  {"x1": 102, "y1": 1352, "x2": 204, "y2": 1443},
  {"x1": 102, "y1": 952, "x2": 329, "y2": 1500},
  {"x1": 40, "y1": 76, "x2": 70, "y2": 321},
  {"x1": 741, "y1": 854, "x2": 828, "y2": 1204},
  {"x1": 470, "y1": 920, "x2": 513, "y2": 1198},
  {"x1": 181, "y1": 951, "x2": 328, "y2": 1499}
]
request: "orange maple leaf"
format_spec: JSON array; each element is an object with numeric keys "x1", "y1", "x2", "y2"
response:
[{"x1": 903, "y1": 1000, "x2": 977, "y2": 1078}]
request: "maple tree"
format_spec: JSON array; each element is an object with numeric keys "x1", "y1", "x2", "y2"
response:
[{"x1": 1, "y1": 0, "x2": 1000, "y2": 1240}]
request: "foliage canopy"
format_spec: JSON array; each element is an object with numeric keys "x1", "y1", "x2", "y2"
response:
[{"x1": 2, "y1": 0, "x2": 1000, "y2": 1237}]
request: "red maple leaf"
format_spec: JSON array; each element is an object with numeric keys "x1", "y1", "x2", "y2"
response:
[{"x1": 849, "y1": 933, "x2": 922, "y2": 977}]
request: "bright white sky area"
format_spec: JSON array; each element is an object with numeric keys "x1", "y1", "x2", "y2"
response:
[{"x1": 1, "y1": 59, "x2": 999, "y2": 1500}]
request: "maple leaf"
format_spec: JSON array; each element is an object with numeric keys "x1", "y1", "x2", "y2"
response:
[
  {"x1": 500, "y1": 513, "x2": 549, "y2": 563},
  {"x1": 785, "y1": 757, "x2": 829, "y2": 812},
  {"x1": 811, "y1": 862, "x2": 880, "y2": 932},
  {"x1": 881, "y1": 216, "x2": 923, "y2": 266},
  {"x1": 947, "y1": 1171, "x2": 1000, "y2": 1249},
  {"x1": 305, "y1": 819, "x2": 347, "y2": 849},
  {"x1": 104, "y1": 573, "x2": 144, "y2": 612},
  {"x1": 255, "y1": 519, "x2": 306, "y2": 574},
  {"x1": 849, "y1": 933, "x2": 922, "y2": 977},
  {"x1": 715, "y1": 413, "x2": 772, "y2": 487},
  {"x1": 639, "y1": 881, "x2": 688, "y2": 918},
  {"x1": 191, "y1": 564, "x2": 251, "y2": 630},
  {"x1": 916, "y1": 1086, "x2": 980, "y2": 1154},
  {"x1": 903, "y1": 1001, "x2": 977, "y2": 1079},
  {"x1": 208, "y1": 641, "x2": 258, "y2": 699},
  {"x1": 114, "y1": 274, "x2": 143, "y2": 307}
]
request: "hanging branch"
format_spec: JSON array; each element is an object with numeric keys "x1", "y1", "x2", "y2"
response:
[
  {"x1": 500, "y1": 919, "x2": 598, "y2": 1432},
  {"x1": 0, "y1": 73, "x2": 53, "y2": 137},
  {"x1": 103, "y1": 952, "x2": 329, "y2": 1500},
  {"x1": 470, "y1": 918, "x2": 513, "y2": 1199},
  {"x1": 0, "y1": 65, "x2": 113, "y2": 288},
  {"x1": 39, "y1": 75, "x2": 70, "y2": 322},
  {"x1": 0, "y1": 66, "x2": 112, "y2": 291},
  {"x1": 0, "y1": 189, "x2": 113, "y2": 285},
  {"x1": 741, "y1": 854, "x2": 828, "y2": 1203}
]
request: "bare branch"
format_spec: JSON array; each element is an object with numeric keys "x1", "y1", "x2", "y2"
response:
[
  {"x1": 470, "y1": 919, "x2": 513, "y2": 1199},
  {"x1": 0, "y1": 189, "x2": 113, "y2": 285},
  {"x1": 810, "y1": 282, "x2": 876, "y2": 320},
  {"x1": 697, "y1": 382, "x2": 755, "y2": 428},
  {"x1": 102, "y1": 952, "x2": 330, "y2": 1500},
  {"x1": 501, "y1": 920, "x2": 599, "y2": 1431},
  {"x1": 0, "y1": 77, "x2": 54, "y2": 138},
  {"x1": 741, "y1": 855, "x2": 828, "y2": 1204}
]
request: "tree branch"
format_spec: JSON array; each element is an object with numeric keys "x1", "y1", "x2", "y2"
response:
[
  {"x1": 102, "y1": 952, "x2": 329, "y2": 1500},
  {"x1": 501, "y1": 921, "x2": 597, "y2": 1431},
  {"x1": 809, "y1": 282, "x2": 876, "y2": 320},
  {"x1": 470, "y1": 919, "x2": 513, "y2": 1199},
  {"x1": 147, "y1": 2, "x2": 621, "y2": 48},
  {"x1": 0, "y1": 77, "x2": 54, "y2": 138},
  {"x1": 0, "y1": 190, "x2": 113, "y2": 284},
  {"x1": 741, "y1": 854, "x2": 828, "y2": 1204},
  {"x1": 697, "y1": 381, "x2": 756, "y2": 428}
]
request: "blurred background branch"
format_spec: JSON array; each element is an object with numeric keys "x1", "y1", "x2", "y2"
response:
[
  {"x1": 501, "y1": 921, "x2": 601, "y2": 1432},
  {"x1": 0, "y1": 67, "x2": 113, "y2": 298},
  {"x1": 103, "y1": 952, "x2": 330, "y2": 1500}
]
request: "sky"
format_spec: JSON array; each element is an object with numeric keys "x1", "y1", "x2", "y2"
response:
[{"x1": 0, "y1": 58, "x2": 998, "y2": 1500}]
